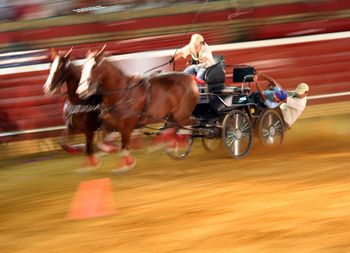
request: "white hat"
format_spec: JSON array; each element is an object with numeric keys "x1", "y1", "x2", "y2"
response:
[
  {"x1": 190, "y1": 34, "x2": 204, "y2": 46},
  {"x1": 295, "y1": 83, "x2": 309, "y2": 95}
]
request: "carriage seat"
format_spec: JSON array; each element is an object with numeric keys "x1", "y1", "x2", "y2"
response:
[
  {"x1": 203, "y1": 56, "x2": 251, "y2": 95},
  {"x1": 203, "y1": 55, "x2": 226, "y2": 93}
]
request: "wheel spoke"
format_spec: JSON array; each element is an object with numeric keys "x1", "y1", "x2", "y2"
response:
[
  {"x1": 174, "y1": 145, "x2": 179, "y2": 154},
  {"x1": 268, "y1": 114, "x2": 273, "y2": 127},
  {"x1": 240, "y1": 121, "x2": 250, "y2": 132},
  {"x1": 238, "y1": 116, "x2": 245, "y2": 129},
  {"x1": 235, "y1": 115, "x2": 240, "y2": 130},
  {"x1": 241, "y1": 132, "x2": 250, "y2": 138},
  {"x1": 234, "y1": 139, "x2": 240, "y2": 156},
  {"x1": 273, "y1": 120, "x2": 281, "y2": 127},
  {"x1": 267, "y1": 136, "x2": 274, "y2": 144},
  {"x1": 262, "y1": 129, "x2": 270, "y2": 137},
  {"x1": 275, "y1": 128, "x2": 283, "y2": 135},
  {"x1": 226, "y1": 134, "x2": 235, "y2": 147}
]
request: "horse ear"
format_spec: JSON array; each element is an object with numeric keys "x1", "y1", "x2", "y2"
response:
[
  {"x1": 50, "y1": 48, "x2": 57, "y2": 61},
  {"x1": 95, "y1": 44, "x2": 106, "y2": 63},
  {"x1": 64, "y1": 47, "x2": 73, "y2": 59},
  {"x1": 97, "y1": 44, "x2": 106, "y2": 56}
]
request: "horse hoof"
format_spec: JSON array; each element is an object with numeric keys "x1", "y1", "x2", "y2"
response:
[{"x1": 111, "y1": 160, "x2": 136, "y2": 174}]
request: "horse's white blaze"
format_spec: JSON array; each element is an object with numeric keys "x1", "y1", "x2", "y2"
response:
[
  {"x1": 77, "y1": 57, "x2": 96, "y2": 95},
  {"x1": 43, "y1": 57, "x2": 59, "y2": 94}
]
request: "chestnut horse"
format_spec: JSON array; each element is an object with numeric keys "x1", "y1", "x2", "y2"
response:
[
  {"x1": 76, "y1": 49, "x2": 199, "y2": 172},
  {"x1": 43, "y1": 49, "x2": 112, "y2": 169}
]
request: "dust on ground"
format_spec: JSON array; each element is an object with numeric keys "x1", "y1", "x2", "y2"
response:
[{"x1": 0, "y1": 112, "x2": 349, "y2": 253}]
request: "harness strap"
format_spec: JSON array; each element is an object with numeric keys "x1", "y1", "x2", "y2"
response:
[
  {"x1": 135, "y1": 78, "x2": 152, "y2": 128},
  {"x1": 64, "y1": 100, "x2": 100, "y2": 126},
  {"x1": 99, "y1": 77, "x2": 152, "y2": 122}
]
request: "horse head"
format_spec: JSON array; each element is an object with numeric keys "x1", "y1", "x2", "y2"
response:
[
  {"x1": 77, "y1": 45, "x2": 106, "y2": 99},
  {"x1": 43, "y1": 47, "x2": 73, "y2": 96}
]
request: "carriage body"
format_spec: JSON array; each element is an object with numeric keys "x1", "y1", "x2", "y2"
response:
[{"x1": 167, "y1": 56, "x2": 286, "y2": 160}]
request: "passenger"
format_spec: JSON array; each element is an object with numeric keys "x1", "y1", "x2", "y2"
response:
[
  {"x1": 280, "y1": 82, "x2": 309, "y2": 128},
  {"x1": 171, "y1": 33, "x2": 215, "y2": 82},
  {"x1": 254, "y1": 72, "x2": 288, "y2": 109},
  {"x1": 254, "y1": 72, "x2": 310, "y2": 128}
]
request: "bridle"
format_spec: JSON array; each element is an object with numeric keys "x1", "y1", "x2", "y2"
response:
[{"x1": 47, "y1": 57, "x2": 70, "y2": 95}]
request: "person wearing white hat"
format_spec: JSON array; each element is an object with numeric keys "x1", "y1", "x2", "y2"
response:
[
  {"x1": 280, "y1": 82, "x2": 309, "y2": 128},
  {"x1": 171, "y1": 33, "x2": 215, "y2": 82}
]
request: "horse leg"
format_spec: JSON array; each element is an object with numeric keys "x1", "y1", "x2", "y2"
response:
[
  {"x1": 171, "y1": 113, "x2": 194, "y2": 147},
  {"x1": 148, "y1": 127, "x2": 176, "y2": 153},
  {"x1": 97, "y1": 126, "x2": 120, "y2": 153},
  {"x1": 151, "y1": 115, "x2": 176, "y2": 145},
  {"x1": 85, "y1": 130, "x2": 101, "y2": 167},
  {"x1": 111, "y1": 130, "x2": 136, "y2": 173},
  {"x1": 59, "y1": 127, "x2": 82, "y2": 154},
  {"x1": 130, "y1": 129, "x2": 143, "y2": 149}
]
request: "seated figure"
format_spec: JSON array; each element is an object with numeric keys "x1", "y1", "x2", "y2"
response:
[{"x1": 172, "y1": 33, "x2": 215, "y2": 81}]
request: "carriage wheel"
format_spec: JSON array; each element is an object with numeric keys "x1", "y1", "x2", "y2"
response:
[
  {"x1": 202, "y1": 137, "x2": 222, "y2": 152},
  {"x1": 165, "y1": 134, "x2": 193, "y2": 160},
  {"x1": 258, "y1": 109, "x2": 284, "y2": 146},
  {"x1": 222, "y1": 109, "x2": 252, "y2": 159}
]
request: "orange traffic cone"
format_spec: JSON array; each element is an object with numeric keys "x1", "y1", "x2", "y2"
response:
[{"x1": 67, "y1": 178, "x2": 116, "y2": 220}]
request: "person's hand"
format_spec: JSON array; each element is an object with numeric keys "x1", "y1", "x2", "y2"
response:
[
  {"x1": 168, "y1": 56, "x2": 175, "y2": 65},
  {"x1": 253, "y1": 74, "x2": 258, "y2": 83},
  {"x1": 200, "y1": 56, "x2": 208, "y2": 63}
]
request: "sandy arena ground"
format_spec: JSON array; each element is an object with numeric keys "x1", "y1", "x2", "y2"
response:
[{"x1": 0, "y1": 102, "x2": 349, "y2": 253}]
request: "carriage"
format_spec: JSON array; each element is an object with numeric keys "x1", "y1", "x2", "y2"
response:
[
  {"x1": 70, "y1": 48, "x2": 287, "y2": 170},
  {"x1": 164, "y1": 55, "x2": 286, "y2": 160}
]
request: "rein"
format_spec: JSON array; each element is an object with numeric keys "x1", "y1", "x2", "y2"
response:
[
  {"x1": 143, "y1": 0, "x2": 209, "y2": 74},
  {"x1": 144, "y1": 61, "x2": 171, "y2": 74},
  {"x1": 98, "y1": 75, "x2": 145, "y2": 95}
]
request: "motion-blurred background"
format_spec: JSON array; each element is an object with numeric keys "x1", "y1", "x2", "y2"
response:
[{"x1": 1, "y1": 0, "x2": 349, "y2": 65}]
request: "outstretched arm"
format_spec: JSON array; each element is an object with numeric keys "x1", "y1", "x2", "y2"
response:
[
  {"x1": 173, "y1": 51, "x2": 185, "y2": 61},
  {"x1": 254, "y1": 74, "x2": 268, "y2": 101},
  {"x1": 258, "y1": 72, "x2": 281, "y2": 89}
]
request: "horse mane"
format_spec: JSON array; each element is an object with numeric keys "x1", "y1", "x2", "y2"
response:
[
  {"x1": 65, "y1": 60, "x2": 81, "y2": 85},
  {"x1": 99, "y1": 58, "x2": 131, "y2": 87},
  {"x1": 154, "y1": 71, "x2": 191, "y2": 77}
]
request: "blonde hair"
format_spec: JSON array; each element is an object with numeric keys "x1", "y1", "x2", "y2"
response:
[{"x1": 190, "y1": 34, "x2": 204, "y2": 46}]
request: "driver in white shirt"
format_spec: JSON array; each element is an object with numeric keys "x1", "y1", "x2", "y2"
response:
[
  {"x1": 280, "y1": 82, "x2": 309, "y2": 128},
  {"x1": 172, "y1": 33, "x2": 215, "y2": 82}
]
